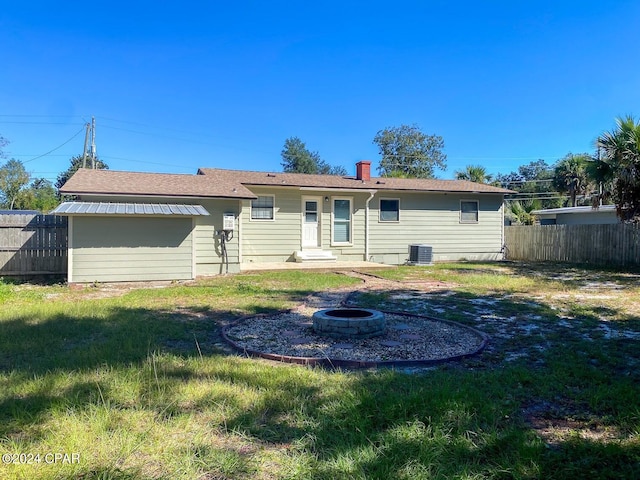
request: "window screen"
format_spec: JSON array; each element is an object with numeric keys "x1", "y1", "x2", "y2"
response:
[
  {"x1": 380, "y1": 199, "x2": 399, "y2": 221},
  {"x1": 251, "y1": 196, "x2": 274, "y2": 220},
  {"x1": 460, "y1": 201, "x2": 479, "y2": 223},
  {"x1": 333, "y1": 199, "x2": 351, "y2": 243}
]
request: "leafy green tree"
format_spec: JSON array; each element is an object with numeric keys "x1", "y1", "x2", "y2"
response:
[
  {"x1": 56, "y1": 154, "x2": 109, "y2": 191},
  {"x1": 374, "y1": 124, "x2": 446, "y2": 178},
  {"x1": 496, "y1": 159, "x2": 562, "y2": 211},
  {"x1": 318, "y1": 162, "x2": 347, "y2": 176},
  {"x1": 517, "y1": 159, "x2": 550, "y2": 182},
  {"x1": 280, "y1": 137, "x2": 346, "y2": 175},
  {"x1": 455, "y1": 165, "x2": 493, "y2": 184},
  {"x1": 553, "y1": 153, "x2": 591, "y2": 207},
  {"x1": 281, "y1": 137, "x2": 318, "y2": 174},
  {"x1": 596, "y1": 115, "x2": 640, "y2": 222},
  {"x1": 0, "y1": 159, "x2": 30, "y2": 209},
  {"x1": 15, "y1": 178, "x2": 59, "y2": 212}
]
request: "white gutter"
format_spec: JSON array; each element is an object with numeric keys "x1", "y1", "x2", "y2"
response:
[
  {"x1": 501, "y1": 201, "x2": 505, "y2": 260},
  {"x1": 365, "y1": 190, "x2": 376, "y2": 261},
  {"x1": 299, "y1": 187, "x2": 376, "y2": 194}
]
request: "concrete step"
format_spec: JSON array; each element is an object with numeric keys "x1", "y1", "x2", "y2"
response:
[{"x1": 294, "y1": 250, "x2": 337, "y2": 263}]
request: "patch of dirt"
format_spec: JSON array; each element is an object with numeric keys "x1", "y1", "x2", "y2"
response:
[
  {"x1": 529, "y1": 417, "x2": 624, "y2": 445},
  {"x1": 68, "y1": 280, "x2": 197, "y2": 299},
  {"x1": 344, "y1": 270, "x2": 458, "y2": 292},
  {"x1": 523, "y1": 401, "x2": 625, "y2": 446}
]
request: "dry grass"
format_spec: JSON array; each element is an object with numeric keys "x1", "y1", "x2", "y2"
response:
[{"x1": 1, "y1": 263, "x2": 639, "y2": 479}]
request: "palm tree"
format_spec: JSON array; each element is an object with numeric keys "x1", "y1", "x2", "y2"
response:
[
  {"x1": 506, "y1": 199, "x2": 542, "y2": 225},
  {"x1": 596, "y1": 115, "x2": 640, "y2": 222},
  {"x1": 553, "y1": 154, "x2": 591, "y2": 207},
  {"x1": 455, "y1": 165, "x2": 493, "y2": 184},
  {"x1": 585, "y1": 156, "x2": 615, "y2": 207}
]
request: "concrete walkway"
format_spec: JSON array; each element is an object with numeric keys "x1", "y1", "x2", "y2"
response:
[{"x1": 240, "y1": 261, "x2": 394, "y2": 272}]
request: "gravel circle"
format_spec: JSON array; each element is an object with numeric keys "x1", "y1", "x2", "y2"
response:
[{"x1": 223, "y1": 310, "x2": 488, "y2": 368}]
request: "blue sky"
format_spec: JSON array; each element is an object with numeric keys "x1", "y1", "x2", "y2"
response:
[{"x1": 1, "y1": 1, "x2": 639, "y2": 184}]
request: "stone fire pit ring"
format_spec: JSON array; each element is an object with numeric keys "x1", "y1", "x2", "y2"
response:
[
  {"x1": 312, "y1": 308, "x2": 386, "y2": 339},
  {"x1": 221, "y1": 308, "x2": 489, "y2": 369}
]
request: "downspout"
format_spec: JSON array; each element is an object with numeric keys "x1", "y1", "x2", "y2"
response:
[
  {"x1": 501, "y1": 199, "x2": 506, "y2": 260},
  {"x1": 365, "y1": 190, "x2": 376, "y2": 262},
  {"x1": 237, "y1": 200, "x2": 243, "y2": 267}
]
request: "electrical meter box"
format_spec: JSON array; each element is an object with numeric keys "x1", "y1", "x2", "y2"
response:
[{"x1": 222, "y1": 213, "x2": 235, "y2": 231}]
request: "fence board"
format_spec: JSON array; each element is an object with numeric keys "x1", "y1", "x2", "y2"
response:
[
  {"x1": 505, "y1": 224, "x2": 640, "y2": 266},
  {"x1": 0, "y1": 214, "x2": 68, "y2": 276}
]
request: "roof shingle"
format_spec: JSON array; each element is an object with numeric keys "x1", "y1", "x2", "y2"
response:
[
  {"x1": 59, "y1": 169, "x2": 257, "y2": 199},
  {"x1": 60, "y1": 166, "x2": 515, "y2": 199},
  {"x1": 197, "y1": 168, "x2": 514, "y2": 194}
]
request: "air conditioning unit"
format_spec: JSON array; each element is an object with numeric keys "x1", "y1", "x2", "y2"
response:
[{"x1": 408, "y1": 244, "x2": 433, "y2": 265}]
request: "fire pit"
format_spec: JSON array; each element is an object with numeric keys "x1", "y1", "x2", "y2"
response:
[{"x1": 312, "y1": 308, "x2": 386, "y2": 339}]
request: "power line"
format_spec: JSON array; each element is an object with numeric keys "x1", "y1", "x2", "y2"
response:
[
  {"x1": 0, "y1": 121, "x2": 83, "y2": 125},
  {"x1": 505, "y1": 196, "x2": 569, "y2": 201},
  {"x1": 22, "y1": 126, "x2": 85, "y2": 163},
  {"x1": 0, "y1": 114, "x2": 86, "y2": 117},
  {"x1": 97, "y1": 115, "x2": 201, "y2": 137},
  {"x1": 100, "y1": 155, "x2": 193, "y2": 170},
  {"x1": 11, "y1": 154, "x2": 69, "y2": 158},
  {"x1": 498, "y1": 179, "x2": 555, "y2": 184}
]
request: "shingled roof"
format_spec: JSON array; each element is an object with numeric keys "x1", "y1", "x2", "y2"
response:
[
  {"x1": 59, "y1": 169, "x2": 257, "y2": 199},
  {"x1": 60, "y1": 166, "x2": 514, "y2": 199},
  {"x1": 197, "y1": 168, "x2": 514, "y2": 194}
]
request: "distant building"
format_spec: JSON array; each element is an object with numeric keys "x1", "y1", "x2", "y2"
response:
[
  {"x1": 0, "y1": 210, "x2": 40, "y2": 215},
  {"x1": 531, "y1": 205, "x2": 619, "y2": 225}
]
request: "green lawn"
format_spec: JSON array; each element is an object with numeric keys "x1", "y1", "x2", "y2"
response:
[{"x1": 1, "y1": 264, "x2": 639, "y2": 479}]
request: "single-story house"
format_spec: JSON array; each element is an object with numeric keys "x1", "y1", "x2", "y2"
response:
[
  {"x1": 54, "y1": 161, "x2": 514, "y2": 283},
  {"x1": 532, "y1": 205, "x2": 619, "y2": 225}
]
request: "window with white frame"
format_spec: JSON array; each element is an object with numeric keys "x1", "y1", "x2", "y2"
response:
[
  {"x1": 460, "y1": 200, "x2": 479, "y2": 223},
  {"x1": 251, "y1": 195, "x2": 274, "y2": 220},
  {"x1": 332, "y1": 198, "x2": 352, "y2": 244},
  {"x1": 379, "y1": 198, "x2": 400, "y2": 222}
]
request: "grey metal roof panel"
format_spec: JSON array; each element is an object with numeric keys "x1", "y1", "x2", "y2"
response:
[
  {"x1": 51, "y1": 202, "x2": 210, "y2": 216},
  {"x1": 531, "y1": 205, "x2": 616, "y2": 215}
]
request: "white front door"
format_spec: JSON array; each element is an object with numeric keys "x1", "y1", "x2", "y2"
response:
[{"x1": 302, "y1": 197, "x2": 321, "y2": 248}]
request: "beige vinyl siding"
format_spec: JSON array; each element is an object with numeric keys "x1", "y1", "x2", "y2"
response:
[
  {"x1": 369, "y1": 192, "x2": 504, "y2": 263},
  {"x1": 241, "y1": 187, "x2": 368, "y2": 263},
  {"x1": 194, "y1": 199, "x2": 241, "y2": 275},
  {"x1": 241, "y1": 188, "x2": 302, "y2": 263},
  {"x1": 70, "y1": 216, "x2": 193, "y2": 282},
  {"x1": 75, "y1": 195, "x2": 242, "y2": 276}
]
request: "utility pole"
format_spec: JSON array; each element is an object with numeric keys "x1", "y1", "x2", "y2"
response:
[
  {"x1": 90, "y1": 116, "x2": 96, "y2": 169},
  {"x1": 82, "y1": 122, "x2": 90, "y2": 168}
]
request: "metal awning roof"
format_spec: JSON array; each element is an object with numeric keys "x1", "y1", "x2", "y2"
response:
[{"x1": 51, "y1": 202, "x2": 210, "y2": 216}]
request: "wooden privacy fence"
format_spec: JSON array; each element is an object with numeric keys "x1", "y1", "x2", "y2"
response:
[
  {"x1": 0, "y1": 214, "x2": 68, "y2": 276},
  {"x1": 505, "y1": 224, "x2": 640, "y2": 266}
]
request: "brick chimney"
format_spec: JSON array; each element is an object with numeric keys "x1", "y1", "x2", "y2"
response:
[{"x1": 356, "y1": 161, "x2": 371, "y2": 182}]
